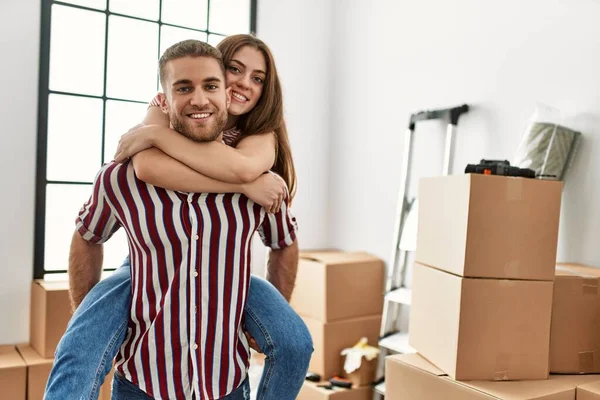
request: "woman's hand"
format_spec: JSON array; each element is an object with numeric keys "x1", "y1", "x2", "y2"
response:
[
  {"x1": 244, "y1": 330, "x2": 262, "y2": 353},
  {"x1": 242, "y1": 171, "x2": 288, "y2": 213},
  {"x1": 114, "y1": 124, "x2": 159, "y2": 163}
]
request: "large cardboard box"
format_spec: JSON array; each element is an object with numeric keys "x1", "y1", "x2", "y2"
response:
[
  {"x1": 409, "y1": 263, "x2": 553, "y2": 381},
  {"x1": 578, "y1": 381, "x2": 600, "y2": 400},
  {"x1": 0, "y1": 345, "x2": 26, "y2": 400},
  {"x1": 386, "y1": 353, "x2": 600, "y2": 400},
  {"x1": 16, "y1": 344, "x2": 114, "y2": 400},
  {"x1": 342, "y1": 357, "x2": 377, "y2": 387},
  {"x1": 297, "y1": 381, "x2": 371, "y2": 400},
  {"x1": 551, "y1": 263, "x2": 600, "y2": 373},
  {"x1": 16, "y1": 344, "x2": 53, "y2": 400},
  {"x1": 291, "y1": 251, "x2": 384, "y2": 322},
  {"x1": 30, "y1": 280, "x2": 72, "y2": 358},
  {"x1": 416, "y1": 174, "x2": 562, "y2": 280},
  {"x1": 303, "y1": 315, "x2": 381, "y2": 381}
]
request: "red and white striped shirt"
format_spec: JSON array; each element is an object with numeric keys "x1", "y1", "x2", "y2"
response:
[{"x1": 76, "y1": 147, "x2": 297, "y2": 399}]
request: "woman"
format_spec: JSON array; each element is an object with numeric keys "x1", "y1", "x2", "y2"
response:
[{"x1": 45, "y1": 35, "x2": 312, "y2": 400}]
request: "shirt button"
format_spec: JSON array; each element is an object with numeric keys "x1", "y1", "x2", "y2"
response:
[
  {"x1": 188, "y1": 197, "x2": 193, "y2": 203},
  {"x1": 193, "y1": 270, "x2": 198, "y2": 277},
  {"x1": 193, "y1": 234, "x2": 199, "y2": 240},
  {"x1": 193, "y1": 343, "x2": 198, "y2": 350}
]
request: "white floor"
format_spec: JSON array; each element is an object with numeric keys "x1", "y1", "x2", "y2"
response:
[{"x1": 248, "y1": 351, "x2": 266, "y2": 400}]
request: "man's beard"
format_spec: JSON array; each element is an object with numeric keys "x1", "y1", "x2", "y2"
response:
[{"x1": 170, "y1": 108, "x2": 228, "y2": 143}]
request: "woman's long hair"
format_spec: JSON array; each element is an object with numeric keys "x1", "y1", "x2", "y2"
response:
[{"x1": 218, "y1": 35, "x2": 297, "y2": 201}]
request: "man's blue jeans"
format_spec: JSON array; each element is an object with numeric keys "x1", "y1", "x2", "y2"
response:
[
  {"x1": 44, "y1": 259, "x2": 313, "y2": 400},
  {"x1": 112, "y1": 372, "x2": 251, "y2": 400}
]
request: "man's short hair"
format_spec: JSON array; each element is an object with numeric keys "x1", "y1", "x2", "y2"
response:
[{"x1": 158, "y1": 39, "x2": 225, "y2": 89}]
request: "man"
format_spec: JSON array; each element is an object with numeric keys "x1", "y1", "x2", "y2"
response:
[{"x1": 71, "y1": 40, "x2": 298, "y2": 399}]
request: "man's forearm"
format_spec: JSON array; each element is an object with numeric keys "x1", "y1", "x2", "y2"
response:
[
  {"x1": 68, "y1": 231, "x2": 104, "y2": 311},
  {"x1": 266, "y1": 240, "x2": 299, "y2": 301}
]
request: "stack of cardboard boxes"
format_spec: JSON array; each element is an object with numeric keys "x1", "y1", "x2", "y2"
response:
[
  {"x1": 0, "y1": 280, "x2": 113, "y2": 400},
  {"x1": 385, "y1": 173, "x2": 600, "y2": 399},
  {"x1": 291, "y1": 251, "x2": 385, "y2": 399}
]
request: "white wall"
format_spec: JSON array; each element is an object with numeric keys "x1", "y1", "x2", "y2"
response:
[
  {"x1": 329, "y1": 0, "x2": 600, "y2": 270},
  {"x1": 0, "y1": 0, "x2": 40, "y2": 344}
]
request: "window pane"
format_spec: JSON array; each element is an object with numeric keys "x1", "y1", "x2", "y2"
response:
[
  {"x1": 47, "y1": 94, "x2": 103, "y2": 182},
  {"x1": 161, "y1": 0, "x2": 208, "y2": 31},
  {"x1": 106, "y1": 16, "x2": 159, "y2": 102},
  {"x1": 104, "y1": 100, "x2": 150, "y2": 162},
  {"x1": 59, "y1": 0, "x2": 106, "y2": 10},
  {"x1": 44, "y1": 184, "x2": 129, "y2": 271},
  {"x1": 110, "y1": 0, "x2": 159, "y2": 21},
  {"x1": 160, "y1": 25, "x2": 208, "y2": 56},
  {"x1": 208, "y1": 33, "x2": 226, "y2": 47},
  {"x1": 43, "y1": 273, "x2": 68, "y2": 282},
  {"x1": 49, "y1": 5, "x2": 106, "y2": 96},
  {"x1": 44, "y1": 183, "x2": 93, "y2": 271},
  {"x1": 209, "y1": 0, "x2": 250, "y2": 35}
]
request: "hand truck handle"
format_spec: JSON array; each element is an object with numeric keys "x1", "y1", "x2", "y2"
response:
[{"x1": 408, "y1": 104, "x2": 469, "y2": 130}]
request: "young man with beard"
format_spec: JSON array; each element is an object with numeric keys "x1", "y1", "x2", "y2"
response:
[{"x1": 70, "y1": 40, "x2": 298, "y2": 399}]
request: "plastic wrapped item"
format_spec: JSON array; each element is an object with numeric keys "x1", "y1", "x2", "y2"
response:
[
  {"x1": 513, "y1": 104, "x2": 582, "y2": 181},
  {"x1": 340, "y1": 337, "x2": 380, "y2": 375}
]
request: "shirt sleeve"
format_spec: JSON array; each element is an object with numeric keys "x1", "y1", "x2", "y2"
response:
[
  {"x1": 75, "y1": 164, "x2": 121, "y2": 244},
  {"x1": 258, "y1": 199, "x2": 298, "y2": 249}
]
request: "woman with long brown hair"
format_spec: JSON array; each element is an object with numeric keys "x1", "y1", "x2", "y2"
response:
[{"x1": 45, "y1": 35, "x2": 312, "y2": 400}]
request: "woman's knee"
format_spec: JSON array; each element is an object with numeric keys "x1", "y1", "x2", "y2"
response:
[
  {"x1": 292, "y1": 318, "x2": 314, "y2": 361},
  {"x1": 272, "y1": 315, "x2": 313, "y2": 365}
]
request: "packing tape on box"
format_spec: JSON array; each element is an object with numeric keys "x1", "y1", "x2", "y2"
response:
[
  {"x1": 579, "y1": 351, "x2": 595, "y2": 373},
  {"x1": 493, "y1": 353, "x2": 511, "y2": 381},
  {"x1": 503, "y1": 261, "x2": 520, "y2": 277},
  {"x1": 556, "y1": 266, "x2": 599, "y2": 294},
  {"x1": 498, "y1": 279, "x2": 517, "y2": 288},
  {"x1": 582, "y1": 279, "x2": 598, "y2": 295},
  {"x1": 556, "y1": 265, "x2": 598, "y2": 279},
  {"x1": 555, "y1": 265, "x2": 579, "y2": 275},
  {"x1": 506, "y1": 178, "x2": 523, "y2": 201}
]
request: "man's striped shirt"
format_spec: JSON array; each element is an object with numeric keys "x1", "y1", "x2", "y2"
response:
[{"x1": 76, "y1": 154, "x2": 297, "y2": 399}]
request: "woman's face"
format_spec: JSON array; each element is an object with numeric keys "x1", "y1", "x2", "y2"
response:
[{"x1": 225, "y1": 46, "x2": 267, "y2": 116}]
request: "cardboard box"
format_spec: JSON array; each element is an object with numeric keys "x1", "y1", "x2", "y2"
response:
[
  {"x1": 342, "y1": 357, "x2": 376, "y2": 387},
  {"x1": 551, "y1": 264, "x2": 600, "y2": 373},
  {"x1": 30, "y1": 280, "x2": 72, "y2": 358},
  {"x1": 409, "y1": 263, "x2": 553, "y2": 381},
  {"x1": 297, "y1": 381, "x2": 371, "y2": 400},
  {"x1": 578, "y1": 381, "x2": 600, "y2": 400},
  {"x1": 0, "y1": 345, "x2": 26, "y2": 400},
  {"x1": 303, "y1": 315, "x2": 381, "y2": 380},
  {"x1": 16, "y1": 344, "x2": 114, "y2": 400},
  {"x1": 16, "y1": 344, "x2": 53, "y2": 400},
  {"x1": 416, "y1": 174, "x2": 562, "y2": 280},
  {"x1": 291, "y1": 251, "x2": 384, "y2": 322},
  {"x1": 386, "y1": 353, "x2": 600, "y2": 400}
]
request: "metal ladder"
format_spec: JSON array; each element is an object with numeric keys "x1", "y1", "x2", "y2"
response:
[{"x1": 373, "y1": 104, "x2": 470, "y2": 398}]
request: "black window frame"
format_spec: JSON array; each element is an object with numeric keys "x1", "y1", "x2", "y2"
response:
[{"x1": 34, "y1": 0, "x2": 258, "y2": 279}]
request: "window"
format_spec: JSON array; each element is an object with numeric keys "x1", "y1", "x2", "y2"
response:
[{"x1": 35, "y1": 0, "x2": 258, "y2": 279}]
